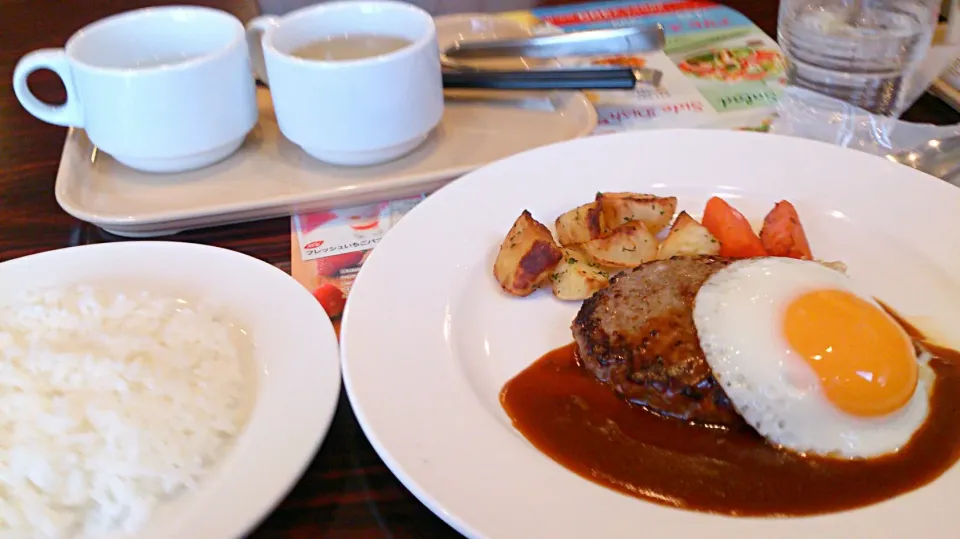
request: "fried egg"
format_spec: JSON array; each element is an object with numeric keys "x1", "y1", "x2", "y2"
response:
[{"x1": 693, "y1": 257, "x2": 933, "y2": 459}]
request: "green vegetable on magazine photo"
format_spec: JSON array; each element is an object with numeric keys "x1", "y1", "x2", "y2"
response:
[{"x1": 679, "y1": 47, "x2": 784, "y2": 82}]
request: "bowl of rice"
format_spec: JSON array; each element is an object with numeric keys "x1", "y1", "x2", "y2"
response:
[{"x1": 0, "y1": 241, "x2": 339, "y2": 539}]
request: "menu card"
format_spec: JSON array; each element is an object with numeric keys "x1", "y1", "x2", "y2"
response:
[
  {"x1": 290, "y1": 196, "x2": 425, "y2": 318},
  {"x1": 505, "y1": 0, "x2": 784, "y2": 132},
  {"x1": 291, "y1": 0, "x2": 783, "y2": 315}
]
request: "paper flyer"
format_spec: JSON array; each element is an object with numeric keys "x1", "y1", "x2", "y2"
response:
[{"x1": 290, "y1": 196, "x2": 425, "y2": 319}]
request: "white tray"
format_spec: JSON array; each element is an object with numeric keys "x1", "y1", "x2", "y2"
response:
[{"x1": 55, "y1": 87, "x2": 596, "y2": 237}]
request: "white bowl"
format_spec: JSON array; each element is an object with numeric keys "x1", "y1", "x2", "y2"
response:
[{"x1": 0, "y1": 241, "x2": 340, "y2": 539}]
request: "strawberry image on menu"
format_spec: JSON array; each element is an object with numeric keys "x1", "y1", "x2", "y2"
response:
[
  {"x1": 312, "y1": 283, "x2": 347, "y2": 318},
  {"x1": 315, "y1": 251, "x2": 365, "y2": 277},
  {"x1": 297, "y1": 210, "x2": 338, "y2": 234}
]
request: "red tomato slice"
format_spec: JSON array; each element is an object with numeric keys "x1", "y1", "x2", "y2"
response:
[
  {"x1": 759, "y1": 200, "x2": 813, "y2": 260},
  {"x1": 701, "y1": 197, "x2": 767, "y2": 258}
]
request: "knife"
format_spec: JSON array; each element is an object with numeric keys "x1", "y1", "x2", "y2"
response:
[{"x1": 444, "y1": 26, "x2": 666, "y2": 60}]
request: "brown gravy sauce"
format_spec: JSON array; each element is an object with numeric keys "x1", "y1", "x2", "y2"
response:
[{"x1": 500, "y1": 321, "x2": 960, "y2": 516}]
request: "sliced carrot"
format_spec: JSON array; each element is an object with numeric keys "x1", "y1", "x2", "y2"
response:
[
  {"x1": 759, "y1": 200, "x2": 813, "y2": 260},
  {"x1": 701, "y1": 196, "x2": 767, "y2": 259}
]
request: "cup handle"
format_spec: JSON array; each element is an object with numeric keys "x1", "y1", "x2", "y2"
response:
[
  {"x1": 246, "y1": 15, "x2": 280, "y2": 86},
  {"x1": 13, "y1": 49, "x2": 83, "y2": 127}
]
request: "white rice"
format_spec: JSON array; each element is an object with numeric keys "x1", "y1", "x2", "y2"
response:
[{"x1": 0, "y1": 285, "x2": 252, "y2": 539}]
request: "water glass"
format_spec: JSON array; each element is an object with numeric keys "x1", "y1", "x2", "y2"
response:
[{"x1": 778, "y1": 0, "x2": 942, "y2": 116}]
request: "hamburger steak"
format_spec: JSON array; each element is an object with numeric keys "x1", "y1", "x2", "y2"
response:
[{"x1": 572, "y1": 256, "x2": 742, "y2": 426}]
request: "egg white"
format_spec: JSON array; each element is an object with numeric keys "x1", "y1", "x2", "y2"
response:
[{"x1": 693, "y1": 257, "x2": 932, "y2": 459}]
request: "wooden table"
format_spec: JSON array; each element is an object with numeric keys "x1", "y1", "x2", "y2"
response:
[{"x1": 1, "y1": 1, "x2": 958, "y2": 536}]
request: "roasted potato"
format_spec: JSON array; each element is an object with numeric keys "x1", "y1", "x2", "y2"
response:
[
  {"x1": 578, "y1": 221, "x2": 658, "y2": 268},
  {"x1": 555, "y1": 201, "x2": 607, "y2": 246},
  {"x1": 550, "y1": 248, "x2": 612, "y2": 301},
  {"x1": 657, "y1": 211, "x2": 720, "y2": 260},
  {"x1": 597, "y1": 192, "x2": 677, "y2": 234},
  {"x1": 494, "y1": 210, "x2": 563, "y2": 297}
]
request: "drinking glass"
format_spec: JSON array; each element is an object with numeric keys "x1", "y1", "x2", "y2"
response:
[{"x1": 778, "y1": 0, "x2": 943, "y2": 116}]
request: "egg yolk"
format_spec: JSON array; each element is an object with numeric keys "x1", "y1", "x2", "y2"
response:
[{"x1": 783, "y1": 289, "x2": 918, "y2": 417}]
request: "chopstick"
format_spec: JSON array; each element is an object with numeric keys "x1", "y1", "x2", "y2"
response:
[{"x1": 441, "y1": 68, "x2": 637, "y2": 90}]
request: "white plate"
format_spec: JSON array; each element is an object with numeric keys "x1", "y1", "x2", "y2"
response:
[
  {"x1": 341, "y1": 130, "x2": 960, "y2": 539},
  {"x1": 0, "y1": 242, "x2": 340, "y2": 539},
  {"x1": 53, "y1": 15, "x2": 596, "y2": 238}
]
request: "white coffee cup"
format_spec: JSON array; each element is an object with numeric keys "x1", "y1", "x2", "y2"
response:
[
  {"x1": 246, "y1": 0, "x2": 444, "y2": 166},
  {"x1": 13, "y1": 6, "x2": 258, "y2": 174}
]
